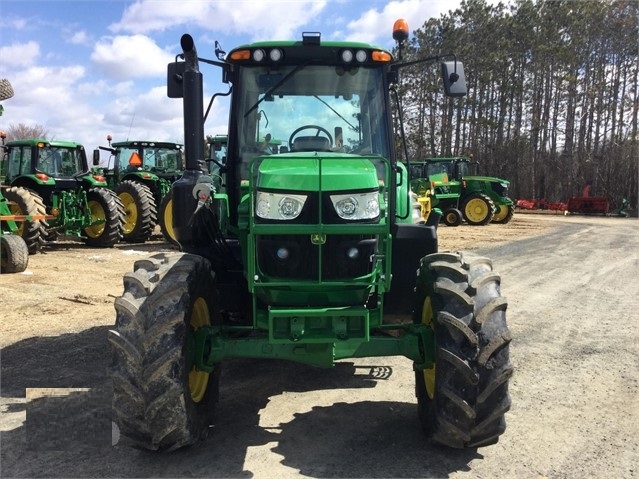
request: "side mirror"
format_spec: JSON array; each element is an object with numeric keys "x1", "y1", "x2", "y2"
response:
[
  {"x1": 92, "y1": 149, "x2": 100, "y2": 166},
  {"x1": 167, "y1": 61, "x2": 186, "y2": 99},
  {"x1": 441, "y1": 61, "x2": 467, "y2": 97}
]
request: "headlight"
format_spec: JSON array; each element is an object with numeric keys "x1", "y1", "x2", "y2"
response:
[
  {"x1": 255, "y1": 191, "x2": 307, "y2": 220},
  {"x1": 330, "y1": 191, "x2": 380, "y2": 220}
]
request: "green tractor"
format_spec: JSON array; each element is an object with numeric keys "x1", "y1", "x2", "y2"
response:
[
  {"x1": 1, "y1": 139, "x2": 124, "y2": 251},
  {"x1": 93, "y1": 137, "x2": 184, "y2": 243},
  {"x1": 109, "y1": 21, "x2": 512, "y2": 451},
  {"x1": 410, "y1": 157, "x2": 514, "y2": 226}
]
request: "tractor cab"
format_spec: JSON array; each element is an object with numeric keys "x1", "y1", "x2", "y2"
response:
[{"x1": 3, "y1": 139, "x2": 102, "y2": 193}]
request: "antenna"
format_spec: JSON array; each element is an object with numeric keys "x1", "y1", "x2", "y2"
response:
[{"x1": 126, "y1": 112, "x2": 136, "y2": 141}]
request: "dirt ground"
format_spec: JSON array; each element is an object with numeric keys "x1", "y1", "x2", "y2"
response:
[{"x1": 1, "y1": 211, "x2": 637, "y2": 478}]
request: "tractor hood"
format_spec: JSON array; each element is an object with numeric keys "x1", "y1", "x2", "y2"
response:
[
  {"x1": 464, "y1": 175, "x2": 510, "y2": 186},
  {"x1": 255, "y1": 154, "x2": 381, "y2": 192}
]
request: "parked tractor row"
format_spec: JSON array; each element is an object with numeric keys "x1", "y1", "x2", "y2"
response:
[
  {"x1": 0, "y1": 138, "x2": 125, "y2": 255},
  {"x1": 0, "y1": 134, "x2": 190, "y2": 261}
]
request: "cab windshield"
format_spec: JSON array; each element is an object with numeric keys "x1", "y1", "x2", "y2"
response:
[
  {"x1": 117, "y1": 146, "x2": 183, "y2": 171},
  {"x1": 236, "y1": 64, "x2": 391, "y2": 175},
  {"x1": 36, "y1": 146, "x2": 84, "y2": 177}
]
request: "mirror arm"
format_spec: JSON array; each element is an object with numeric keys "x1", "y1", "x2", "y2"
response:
[{"x1": 394, "y1": 53, "x2": 457, "y2": 70}]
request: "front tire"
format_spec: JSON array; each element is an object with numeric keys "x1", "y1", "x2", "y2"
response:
[
  {"x1": 109, "y1": 252, "x2": 220, "y2": 451},
  {"x1": 492, "y1": 203, "x2": 515, "y2": 224},
  {"x1": 1, "y1": 234, "x2": 29, "y2": 273},
  {"x1": 83, "y1": 188, "x2": 124, "y2": 247},
  {"x1": 443, "y1": 208, "x2": 463, "y2": 227},
  {"x1": 414, "y1": 251, "x2": 513, "y2": 448}
]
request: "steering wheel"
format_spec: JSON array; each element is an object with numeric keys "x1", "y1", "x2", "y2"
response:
[{"x1": 288, "y1": 125, "x2": 333, "y2": 150}]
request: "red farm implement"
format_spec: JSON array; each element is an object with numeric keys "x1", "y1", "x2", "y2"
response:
[
  {"x1": 566, "y1": 184, "x2": 610, "y2": 215},
  {"x1": 516, "y1": 198, "x2": 567, "y2": 212}
]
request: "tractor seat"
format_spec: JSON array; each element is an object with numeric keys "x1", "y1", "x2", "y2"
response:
[{"x1": 292, "y1": 136, "x2": 331, "y2": 152}]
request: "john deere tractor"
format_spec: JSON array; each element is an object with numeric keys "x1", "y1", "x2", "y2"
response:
[
  {"x1": 109, "y1": 21, "x2": 512, "y2": 451},
  {"x1": 1, "y1": 139, "x2": 124, "y2": 251},
  {"x1": 94, "y1": 137, "x2": 184, "y2": 242},
  {"x1": 410, "y1": 157, "x2": 514, "y2": 225}
]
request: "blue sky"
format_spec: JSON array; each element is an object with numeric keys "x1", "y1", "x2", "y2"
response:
[{"x1": 1, "y1": 0, "x2": 463, "y2": 157}]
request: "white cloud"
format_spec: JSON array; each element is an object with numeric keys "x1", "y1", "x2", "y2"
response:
[
  {"x1": 8, "y1": 65, "x2": 85, "y2": 106},
  {"x1": 69, "y1": 31, "x2": 90, "y2": 45},
  {"x1": 91, "y1": 35, "x2": 175, "y2": 81},
  {"x1": 109, "y1": 0, "x2": 328, "y2": 41},
  {"x1": 0, "y1": 42, "x2": 40, "y2": 70},
  {"x1": 10, "y1": 18, "x2": 29, "y2": 30}
]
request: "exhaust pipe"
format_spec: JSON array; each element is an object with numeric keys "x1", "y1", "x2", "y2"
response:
[{"x1": 172, "y1": 34, "x2": 208, "y2": 252}]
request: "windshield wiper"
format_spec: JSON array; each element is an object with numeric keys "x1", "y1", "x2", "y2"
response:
[
  {"x1": 244, "y1": 61, "x2": 310, "y2": 118},
  {"x1": 313, "y1": 95, "x2": 358, "y2": 131}
]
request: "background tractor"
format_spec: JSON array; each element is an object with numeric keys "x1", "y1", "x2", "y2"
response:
[
  {"x1": 1, "y1": 139, "x2": 124, "y2": 251},
  {"x1": 93, "y1": 137, "x2": 184, "y2": 242},
  {"x1": 410, "y1": 157, "x2": 514, "y2": 225},
  {"x1": 109, "y1": 21, "x2": 512, "y2": 451}
]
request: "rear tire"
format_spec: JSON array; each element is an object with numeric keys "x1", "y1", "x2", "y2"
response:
[
  {"x1": 115, "y1": 180, "x2": 157, "y2": 243},
  {"x1": 414, "y1": 251, "x2": 512, "y2": 448},
  {"x1": 1, "y1": 186, "x2": 47, "y2": 254},
  {"x1": 0, "y1": 234, "x2": 29, "y2": 273},
  {"x1": 83, "y1": 188, "x2": 124, "y2": 247},
  {"x1": 461, "y1": 193, "x2": 495, "y2": 225},
  {"x1": 109, "y1": 252, "x2": 220, "y2": 451}
]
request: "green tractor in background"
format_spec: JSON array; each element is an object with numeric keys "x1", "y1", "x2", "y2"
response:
[
  {"x1": 93, "y1": 136, "x2": 184, "y2": 243},
  {"x1": 410, "y1": 157, "x2": 514, "y2": 226},
  {"x1": 108, "y1": 21, "x2": 512, "y2": 452},
  {"x1": 1, "y1": 139, "x2": 124, "y2": 252}
]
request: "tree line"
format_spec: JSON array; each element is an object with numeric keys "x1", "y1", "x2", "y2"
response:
[{"x1": 396, "y1": 0, "x2": 638, "y2": 209}]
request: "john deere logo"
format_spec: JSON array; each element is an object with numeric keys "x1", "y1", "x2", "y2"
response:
[{"x1": 310, "y1": 234, "x2": 326, "y2": 245}]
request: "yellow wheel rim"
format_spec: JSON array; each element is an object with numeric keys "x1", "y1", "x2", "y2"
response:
[
  {"x1": 189, "y1": 297, "x2": 210, "y2": 403},
  {"x1": 119, "y1": 192, "x2": 138, "y2": 235},
  {"x1": 465, "y1": 198, "x2": 490, "y2": 223},
  {"x1": 493, "y1": 205, "x2": 509, "y2": 222},
  {"x1": 163, "y1": 197, "x2": 176, "y2": 242},
  {"x1": 8, "y1": 202, "x2": 26, "y2": 236},
  {"x1": 421, "y1": 296, "x2": 436, "y2": 400},
  {"x1": 445, "y1": 211, "x2": 457, "y2": 224},
  {"x1": 84, "y1": 200, "x2": 107, "y2": 238}
]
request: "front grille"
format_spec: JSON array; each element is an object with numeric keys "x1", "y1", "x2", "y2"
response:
[
  {"x1": 491, "y1": 182, "x2": 508, "y2": 197},
  {"x1": 257, "y1": 234, "x2": 376, "y2": 280}
]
